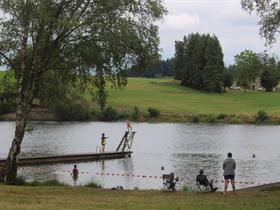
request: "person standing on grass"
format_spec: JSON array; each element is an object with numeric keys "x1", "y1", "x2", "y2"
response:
[{"x1": 223, "y1": 152, "x2": 236, "y2": 194}]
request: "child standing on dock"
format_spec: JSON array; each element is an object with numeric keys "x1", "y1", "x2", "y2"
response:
[
  {"x1": 126, "y1": 120, "x2": 132, "y2": 132},
  {"x1": 101, "y1": 133, "x2": 108, "y2": 152}
]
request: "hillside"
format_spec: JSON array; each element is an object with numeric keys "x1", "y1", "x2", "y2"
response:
[{"x1": 107, "y1": 78, "x2": 280, "y2": 115}]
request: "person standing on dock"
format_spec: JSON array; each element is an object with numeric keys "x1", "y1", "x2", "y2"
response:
[
  {"x1": 223, "y1": 152, "x2": 236, "y2": 194},
  {"x1": 101, "y1": 133, "x2": 108, "y2": 153},
  {"x1": 126, "y1": 120, "x2": 132, "y2": 132}
]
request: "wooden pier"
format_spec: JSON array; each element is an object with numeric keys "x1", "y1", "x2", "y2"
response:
[
  {"x1": 0, "y1": 131, "x2": 136, "y2": 166},
  {"x1": 0, "y1": 151, "x2": 132, "y2": 166}
]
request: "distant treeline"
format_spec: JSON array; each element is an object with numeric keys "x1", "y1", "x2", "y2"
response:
[{"x1": 128, "y1": 58, "x2": 174, "y2": 78}]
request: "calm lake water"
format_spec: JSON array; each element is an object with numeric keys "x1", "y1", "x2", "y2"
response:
[{"x1": 0, "y1": 121, "x2": 280, "y2": 190}]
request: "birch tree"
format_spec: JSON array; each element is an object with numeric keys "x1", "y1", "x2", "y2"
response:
[{"x1": 0, "y1": 0, "x2": 166, "y2": 182}]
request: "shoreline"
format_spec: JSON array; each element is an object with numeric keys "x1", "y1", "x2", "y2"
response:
[
  {"x1": 1, "y1": 109, "x2": 280, "y2": 125},
  {"x1": 0, "y1": 183, "x2": 279, "y2": 210}
]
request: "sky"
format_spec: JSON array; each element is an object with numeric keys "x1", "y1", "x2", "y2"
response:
[{"x1": 157, "y1": 0, "x2": 280, "y2": 65}]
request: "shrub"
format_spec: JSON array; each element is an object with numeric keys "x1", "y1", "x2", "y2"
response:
[
  {"x1": 182, "y1": 185, "x2": 195, "y2": 192},
  {"x1": 255, "y1": 110, "x2": 269, "y2": 123},
  {"x1": 217, "y1": 113, "x2": 227, "y2": 120},
  {"x1": 26, "y1": 179, "x2": 67, "y2": 186},
  {"x1": 206, "y1": 114, "x2": 217, "y2": 123},
  {"x1": 6, "y1": 178, "x2": 67, "y2": 186},
  {"x1": 0, "y1": 103, "x2": 16, "y2": 114},
  {"x1": 53, "y1": 100, "x2": 92, "y2": 121},
  {"x1": 147, "y1": 107, "x2": 160, "y2": 118},
  {"x1": 192, "y1": 115, "x2": 200, "y2": 123},
  {"x1": 99, "y1": 106, "x2": 118, "y2": 121},
  {"x1": 84, "y1": 181, "x2": 102, "y2": 188},
  {"x1": 131, "y1": 106, "x2": 140, "y2": 120},
  {"x1": 6, "y1": 177, "x2": 26, "y2": 185},
  {"x1": 117, "y1": 111, "x2": 129, "y2": 119}
]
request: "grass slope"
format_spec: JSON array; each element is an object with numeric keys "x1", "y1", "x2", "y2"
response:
[
  {"x1": 0, "y1": 185, "x2": 279, "y2": 210},
  {"x1": 107, "y1": 78, "x2": 280, "y2": 114}
]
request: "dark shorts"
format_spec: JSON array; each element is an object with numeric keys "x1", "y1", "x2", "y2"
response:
[{"x1": 224, "y1": 175, "x2": 235, "y2": 180}]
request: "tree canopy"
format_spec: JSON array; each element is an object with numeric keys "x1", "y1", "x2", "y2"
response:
[
  {"x1": 241, "y1": 0, "x2": 280, "y2": 45},
  {"x1": 174, "y1": 33, "x2": 224, "y2": 93},
  {"x1": 258, "y1": 53, "x2": 280, "y2": 91},
  {"x1": 234, "y1": 49, "x2": 261, "y2": 91},
  {"x1": 128, "y1": 58, "x2": 174, "y2": 78}
]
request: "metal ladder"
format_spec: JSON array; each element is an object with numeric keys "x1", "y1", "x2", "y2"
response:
[{"x1": 116, "y1": 131, "x2": 136, "y2": 152}]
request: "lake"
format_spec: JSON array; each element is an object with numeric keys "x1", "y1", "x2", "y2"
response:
[{"x1": 0, "y1": 121, "x2": 279, "y2": 190}]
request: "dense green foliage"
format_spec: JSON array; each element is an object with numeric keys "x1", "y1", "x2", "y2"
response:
[
  {"x1": 234, "y1": 50, "x2": 261, "y2": 91},
  {"x1": 129, "y1": 58, "x2": 174, "y2": 78},
  {"x1": 0, "y1": 103, "x2": 16, "y2": 114},
  {"x1": 255, "y1": 110, "x2": 269, "y2": 123},
  {"x1": 258, "y1": 53, "x2": 280, "y2": 91},
  {"x1": 0, "y1": 0, "x2": 166, "y2": 182},
  {"x1": 261, "y1": 67, "x2": 279, "y2": 91},
  {"x1": 7, "y1": 177, "x2": 67, "y2": 186},
  {"x1": 99, "y1": 106, "x2": 119, "y2": 121},
  {"x1": 223, "y1": 66, "x2": 234, "y2": 89},
  {"x1": 147, "y1": 107, "x2": 160, "y2": 118},
  {"x1": 241, "y1": 0, "x2": 280, "y2": 45},
  {"x1": 174, "y1": 33, "x2": 224, "y2": 93},
  {"x1": 0, "y1": 0, "x2": 166, "y2": 110},
  {"x1": 131, "y1": 106, "x2": 140, "y2": 120},
  {"x1": 0, "y1": 71, "x2": 16, "y2": 94},
  {"x1": 0, "y1": 71, "x2": 16, "y2": 114},
  {"x1": 232, "y1": 51, "x2": 280, "y2": 91}
]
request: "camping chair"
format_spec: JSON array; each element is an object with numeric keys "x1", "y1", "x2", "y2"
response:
[
  {"x1": 196, "y1": 179, "x2": 217, "y2": 192},
  {"x1": 196, "y1": 180, "x2": 211, "y2": 192},
  {"x1": 163, "y1": 173, "x2": 178, "y2": 192}
]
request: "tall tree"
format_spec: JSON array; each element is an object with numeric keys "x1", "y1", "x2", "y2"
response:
[
  {"x1": 223, "y1": 65, "x2": 234, "y2": 90},
  {"x1": 128, "y1": 58, "x2": 174, "y2": 78},
  {"x1": 258, "y1": 53, "x2": 280, "y2": 91},
  {"x1": 174, "y1": 40, "x2": 185, "y2": 80},
  {"x1": 0, "y1": 0, "x2": 166, "y2": 182},
  {"x1": 174, "y1": 33, "x2": 224, "y2": 92},
  {"x1": 241, "y1": 0, "x2": 280, "y2": 45},
  {"x1": 234, "y1": 49, "x2": 261, "y2": 92},
  {"x1": 202, "y1": 35, "x2": 224, "y2": 92},
  {"x1": 261, "y1": 66, "x2": 279, "y2": 91}
]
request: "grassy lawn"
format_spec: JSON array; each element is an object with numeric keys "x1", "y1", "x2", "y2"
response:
[
  {"x1": 0, "y1": 185, "x2": 279, "y2": 210},
  {"x1": 107, "y1": 78, "x2": 280, "y2": 115}
]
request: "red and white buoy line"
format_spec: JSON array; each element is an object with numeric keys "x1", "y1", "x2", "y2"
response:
[{"x1": 19, "y1": 168, "x2": 268, "y2": 186}]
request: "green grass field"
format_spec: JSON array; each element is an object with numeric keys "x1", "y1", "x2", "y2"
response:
[
  {"x1": 107, "y1": 78, "x2": 280, "y2": 115},
  {"x1": 0, "y1": 185, "x2": 279, "y2": 210}
]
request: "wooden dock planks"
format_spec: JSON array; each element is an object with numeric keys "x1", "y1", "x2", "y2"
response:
[{"x1": 0, "y1": 151, "x2": 132, "y2": 166}]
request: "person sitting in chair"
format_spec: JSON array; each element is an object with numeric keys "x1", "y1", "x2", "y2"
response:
[
  {"x1": 196, "y1": 169, "x2": 217, "y2": 192},
  {"x1": 163, "y1": 172, "x2": 179, "y2": 192}
]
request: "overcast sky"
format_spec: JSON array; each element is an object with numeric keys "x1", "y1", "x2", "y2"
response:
[{"x1": 158, "y1": 0, "x2": 280, "y2": 65}]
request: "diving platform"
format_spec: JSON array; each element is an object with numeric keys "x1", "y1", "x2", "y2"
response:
[
  {"x1": 0, "y1": 151, "x2": 132, "y2": 166},
  {"x1": 0, "y1": 131, "x2": 136, "y2": 166}
]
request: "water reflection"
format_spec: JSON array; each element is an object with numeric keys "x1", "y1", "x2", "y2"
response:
[{"x1": 1, "y1": 122, "x2": 280, "y2": 190}]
